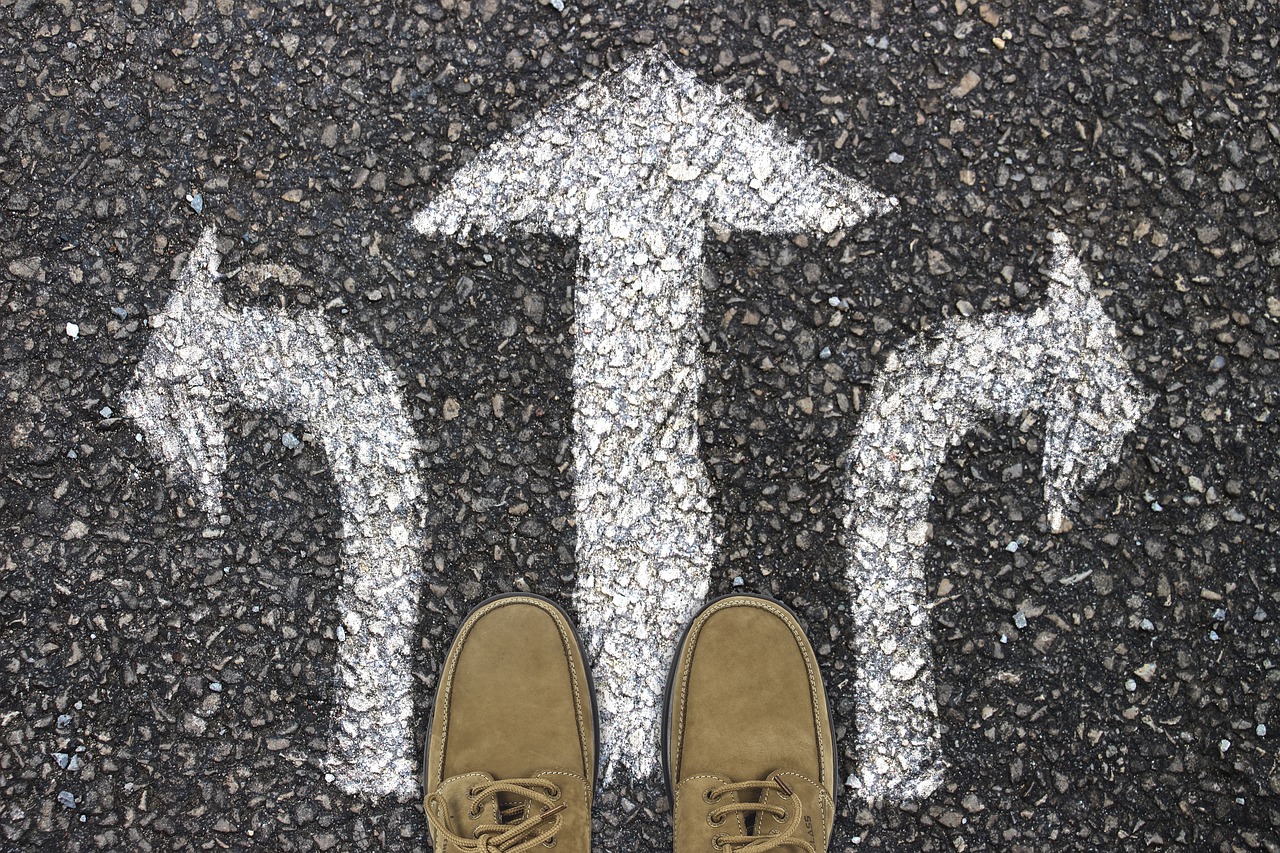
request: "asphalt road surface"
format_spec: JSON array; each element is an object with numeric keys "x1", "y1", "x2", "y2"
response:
[{"x1": 2, "y1": 1, "x2": 1278, "y2": 851}]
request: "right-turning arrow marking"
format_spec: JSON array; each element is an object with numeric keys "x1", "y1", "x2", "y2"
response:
[
  {"x1": 415, "y1": 50, "x2": 894, "y2": 779},
  {"x1": 844, "y1": 232, "x2": 1151, "y2": 801}
]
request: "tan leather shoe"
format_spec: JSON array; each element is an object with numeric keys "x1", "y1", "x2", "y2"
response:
[
  {"x1": 665, "y1": 594, "x2": 836, "y2": 853},
  {"x1": 424, "y1": 593, "x2": 597, "y2": 853}
]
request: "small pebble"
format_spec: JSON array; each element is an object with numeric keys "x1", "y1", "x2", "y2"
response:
[{"x1": 66, "y1": 322, "x2": 79, "y2": 338}]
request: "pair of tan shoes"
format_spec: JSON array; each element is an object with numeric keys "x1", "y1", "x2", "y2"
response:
[{"x1": 423, "y1": 593, "x2": 836, "y2": 853}]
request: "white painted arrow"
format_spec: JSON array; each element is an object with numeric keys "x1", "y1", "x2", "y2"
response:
[
  {"x1": 122, "y1": 229, "x2": 424, "y2": 799},
  {"x1": 844, "y1": 232, "x2": 1151, "y2": 801},
  {"x1": 415, "y1": 50, "x2": 893, "y2": 779}
]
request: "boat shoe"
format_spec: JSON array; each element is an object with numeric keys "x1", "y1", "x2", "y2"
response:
[
  {"x1": 424, "y1": 594, "x2": 597, "y2": 853},
  {"x1": 665, "y1": 594, "x2": 836, "y2": 853}
]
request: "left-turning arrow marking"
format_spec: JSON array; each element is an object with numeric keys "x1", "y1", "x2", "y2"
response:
[
  {"x1": 414, "y1": 50, "x2": 893, "y2": 780},
  {"x1": 123, "y1": 229, "x2": 424, "y2": 799}
]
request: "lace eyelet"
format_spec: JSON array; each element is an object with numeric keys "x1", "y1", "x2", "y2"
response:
[
  {"x1": 549, "y1": 784, "x2": 562, "y2": 800},
  {"x1": 468, "y1": 785, "x2": 483, "y2": 797},
  {"x1": 713, "y1": 834, "x2": 727, "y2": 851},
  {"x1": 543, "y1": 837, "x2": 557, "y2": 848},
  {"x1": 777, "y1": 811, "x2": 787, "y2": 821},
  {"x1": 703, "y1": 788, "x2": 718, "y2": 804},
  {"x1": 708, "y1": 812, "x2": 725, "y2": 827},
  {"x1": 772, "y1": 775, "x2": 793, "y2": 798}
]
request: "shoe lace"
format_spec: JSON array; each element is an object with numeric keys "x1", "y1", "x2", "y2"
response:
[
  {"x1": 706, "y1": 775, "x2": 815, "y2": 853},
  {"x1": 425, "y1": 778, "x2": 565, "y2": 853}
]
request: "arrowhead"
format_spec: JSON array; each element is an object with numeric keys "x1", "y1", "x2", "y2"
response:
[
  {"x1": 122, "y1": 227, "x2": 230, "y2": 517},
  {"x1": 1044, "y1": 230, "x2": 1090, "y2": 299},
  {"x1": 414, "y1": 50, "x2": 894, "y2": 243},
  {"x1": 1038, "y1": 232, "x2": 1152, "y2": 531}
]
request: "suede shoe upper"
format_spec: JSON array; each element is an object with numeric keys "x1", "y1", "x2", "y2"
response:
[
  {"x1": 425, "y1": 594, "x2": 595, "y2": 853},
  {"x1": 666, "y1": 595, "x2": 835, "y2": 853}
]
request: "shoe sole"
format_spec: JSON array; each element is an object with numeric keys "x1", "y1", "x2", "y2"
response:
[
  {"x1": 660, "y1": 591, "x2": 838, "y2": 808},
  {"x1": 422, "y1": 591, "x2": 602, "y2": 795}
]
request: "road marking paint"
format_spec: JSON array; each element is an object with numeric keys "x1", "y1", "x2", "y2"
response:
[
  {"x1": 123, "y1": 229, "x2": 424, "y2": 799},
  {"x1": 415, "y1": 50, "x2": 893, "y2": 780},
  {"x1": 844, "y1": 232, "x2": 1151, "y2": 801}
]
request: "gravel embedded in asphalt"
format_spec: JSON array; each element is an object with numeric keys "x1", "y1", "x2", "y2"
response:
[{"x1": 1, "y1": 1, "x2": 1277, "y2": 851}]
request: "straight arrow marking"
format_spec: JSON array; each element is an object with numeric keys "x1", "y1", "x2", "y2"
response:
[
  {"x1": 416, "y1": 50, "x2": 893, "y2": 780},
  {"x1": 844, "y1": 232, "x2": 1151, "y2": 801},
  {"x1": 123, "y1": 230, "x2": 424, "y2": 799}
]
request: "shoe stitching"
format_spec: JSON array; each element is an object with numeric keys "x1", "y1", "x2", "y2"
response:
[
  {"x1": 671, "y1": 597, "x2": 831, "y2": 792},
  {"x1": 434, "y1": 597, "x2": 593, "y2": 789},
  {"x1": 437, "y1": 597, "x2": 591, "y2": 784}
]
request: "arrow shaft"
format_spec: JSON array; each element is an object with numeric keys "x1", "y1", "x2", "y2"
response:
[
  {"x1": 847, "y1": 326, "x2": 1047, "y2": 800},
  {"x1": 845, "y1": 363, "x2": 991, "y2": 802},
  {"x1": 223, "y1": 311, "x2": 424, "y2": 799},
  {"x1": 570, "y1": 248, "x2": 713, "y2": 780},
  {"x1": 849, "y1": 301, "x2": 1076, "y2": 799}
]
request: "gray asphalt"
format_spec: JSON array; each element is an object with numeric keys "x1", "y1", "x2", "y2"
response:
[{"x1": 1, "y1": 1, "x2": 1277, "y2": 851}]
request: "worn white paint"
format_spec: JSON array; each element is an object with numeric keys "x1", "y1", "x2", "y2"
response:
[
  {"x1": 123, "y1": 230, "x2": 424, "y2": 799},
  {"x1": 415, "y1": 50, "x2": 893, "y2": 780},
  {"x1": 844, "y1": 232, "x2": 1151, "y2": 801}
]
